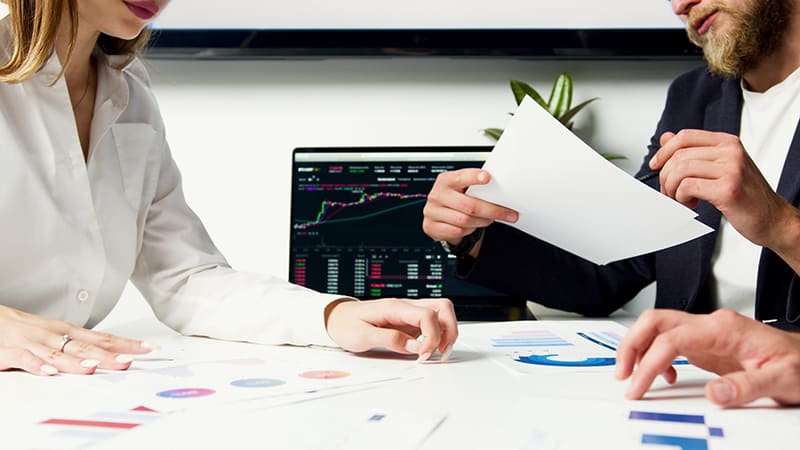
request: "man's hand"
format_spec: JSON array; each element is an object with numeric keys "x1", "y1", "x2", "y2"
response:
[
  {"x1": 422, "y1": 168, "x2": 518, "y2": 253},
  {"x1": 651, "y1": 130, "x2": 796, "y2": 250},
  {"x1": 616, "y1": 309, "x2": 800, "y2": 407}
]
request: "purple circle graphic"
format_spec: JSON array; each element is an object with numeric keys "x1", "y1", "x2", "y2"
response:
[{"x1": 156, "y1": 388, "x2": 216, "y2": 398}]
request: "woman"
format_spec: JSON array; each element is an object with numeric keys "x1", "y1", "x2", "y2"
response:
[{"x1": 0, "y1": 0, "x2": 457, "y2": 376}]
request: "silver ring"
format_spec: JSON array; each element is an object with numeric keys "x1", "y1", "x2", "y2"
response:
[{"x1": 59, "y1": 334, "x2": 73, "y2": 353}]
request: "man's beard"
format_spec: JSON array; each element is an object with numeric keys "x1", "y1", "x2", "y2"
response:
[{"x1": 687, "y1": 0, "x2": 792, "y2": 78}]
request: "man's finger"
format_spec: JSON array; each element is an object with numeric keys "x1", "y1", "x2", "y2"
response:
[
  {"x1": 709, "y1": 362, "x2": 799, "y2": 407},
  {"x1": 442, "y1": 168, "x2": 492, "y2": 190},
  {"x1": 651, "y1": 129, "x2": 726, "y2": 169},
  {"x1": 624, "y1": 329, "x2": 686, "y2": 400},
  {"x1": 616, "y1": 309, "x2": 688, "y2": 380}
]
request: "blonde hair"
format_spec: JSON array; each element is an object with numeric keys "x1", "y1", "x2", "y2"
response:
[{"x1": 0, "y1": 0, "x2": 151, "y2": 83}]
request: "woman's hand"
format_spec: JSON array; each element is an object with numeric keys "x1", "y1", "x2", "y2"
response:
[
  {"x1": 324, "y1": 298, "x2": 458, "y2": 362},
  {"x1": 0, "y1": 305, "x2": 154, "y2": 376}
]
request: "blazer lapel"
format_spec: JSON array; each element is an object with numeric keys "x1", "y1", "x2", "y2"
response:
[
  {"x1": 774, "y1": 117, "x2": 800, "y2": 204},
  {"x1": 754, "y1": 101, "x2": 800, "y2": 320}
]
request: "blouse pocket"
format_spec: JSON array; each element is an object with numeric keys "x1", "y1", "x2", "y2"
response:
[{"x1": 111, "y1": 123, "x2": 161, "y2": 210}]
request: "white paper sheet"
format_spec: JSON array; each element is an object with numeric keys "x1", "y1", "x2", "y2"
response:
[
  {"x1": 467, "y1": 97, "x2": 714, "y2": 265},
  {"x1": 477, "y1": 397, "x2": 800, "y2": 450},
  {"x1": 6, "y1": 336, "x2": 424, "y2": 450}
]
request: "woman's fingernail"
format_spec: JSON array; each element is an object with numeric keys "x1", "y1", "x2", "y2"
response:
[
  {"x1": 477, "y1": 171, "x2": 489, "y2": 183},
  {"x1": 405, "y1": 339, "x2": 421, "y2": 354},
  {"x1": 141, "y1": 341, "x2": 161, "y2": 351},
  {"x1": 710, "y1": 380, "x2": 734, "y2": 404},
  {"x1": 40, "y1": 364, "x2": 58, "y2": 375},
  {"x1": 80, "y1": 359, "x2": 100, "y2": 369},
  {"x1": 115, "y1": 354, "x2": 133, "y2": 364},
  {"x1": 505, "y1": 212, "x2": 518, "y2": 222},
  {"x1": 441, "y1": 345, "x2": 454, "y2": 363},
  {"x1": 649, "y1": 156, "x2": 658, "y2": 168},
  {"x1": 416, "y1": 352, "x2": 432, "y2": 363}
]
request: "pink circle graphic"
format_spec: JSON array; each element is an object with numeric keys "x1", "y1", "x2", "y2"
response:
[{"x1": 299, "y1": 370, "x2": 350, "y2": 380}]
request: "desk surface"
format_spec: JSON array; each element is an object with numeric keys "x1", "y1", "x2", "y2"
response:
[{"x1": 3, "y1": 316, "x2": 800, "y2": 450}]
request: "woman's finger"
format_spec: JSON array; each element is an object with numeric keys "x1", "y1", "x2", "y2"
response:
[
  {"x1": 60, "y1": 338, "x2": 134, "y2": 370},
  {"x1": 64, "y1": 327, "x2": 154, "y2": 355},
  {"x1": 27, "y1": 343, "x2": 99, "y2": 375},
  {"x1": 408, "y1": 298, "x2": 459, "y2": 356},
  {"x1": 0, "y1": 347, "x2": 57, "y2": 376}
]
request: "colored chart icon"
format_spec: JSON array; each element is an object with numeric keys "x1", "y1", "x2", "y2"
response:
[
  {"x1": 515, "y1": 354, "x2": 616, "y2": 367},
  {"x1": 156, "y1": 388, "x2": 215, "y2": 399},
  {"x1": 230, "y1": 378, "x2": 286, "y2": 388},
  {"x1": 299, "y1": 370, "x2": 350, "y2": 379}
]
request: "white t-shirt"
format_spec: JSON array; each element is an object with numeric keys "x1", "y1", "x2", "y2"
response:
[{"x1": 711, "y1": 66, "x2": 800, "y2": 316}]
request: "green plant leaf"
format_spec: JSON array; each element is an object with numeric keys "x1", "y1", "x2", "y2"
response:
[
  {"x1": 483, "y1": 127, "x2": 504, "y2": 140},
  {"x1": 548, "y1": 72, "x2": 573, "y2": 118},
  {"x1": 510, "y1": 80, "x2": 547, "y2": 108},
  {"x1": 600, "y1": 153, "x2": 627, "y2": 160},
  {"x1": 558, "y1": 97, "x2": 598, "y2": 126}
]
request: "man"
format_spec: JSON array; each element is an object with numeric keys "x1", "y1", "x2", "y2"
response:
[
  {"x1": 424, "y1": 0, "x2": 800, "y2": 404},
  {"x1": 422, "y1": 0, "x2": 800, "y2": 331}
]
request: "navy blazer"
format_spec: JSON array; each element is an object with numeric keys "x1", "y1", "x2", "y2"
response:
[{"x1": 464, "y1": 66, "x2": 800, "y2": 332}]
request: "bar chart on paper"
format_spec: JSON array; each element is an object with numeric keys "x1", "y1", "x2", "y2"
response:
[
  {"x1": 482, "y1": 398, "x2": 800, "y2": 450},
  {"x1": 460, "y1": 321, "x2": 629, "y2": 373},
  {"x1": 461, "y1": 321, "x2": 689, "y2": 373}
]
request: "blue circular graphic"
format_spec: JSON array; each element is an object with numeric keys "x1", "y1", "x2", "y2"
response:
[
  {"x1": 515, "y1": 353, "x2": 616, "y2": 367},
  {"x1": 230, "y1": 378, "x2": 286, "y2": 388}
]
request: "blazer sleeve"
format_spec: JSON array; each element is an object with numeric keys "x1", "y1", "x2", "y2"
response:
[{"x1": 464, "y1": 222, "x2": 656, "y2": 316}]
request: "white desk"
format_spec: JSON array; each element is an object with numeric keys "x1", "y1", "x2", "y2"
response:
[{"x1": 3, "y1": 315, "x2": 800, "y2": 450}]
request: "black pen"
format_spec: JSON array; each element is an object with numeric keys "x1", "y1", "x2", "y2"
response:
[{"x1": 636, "y1": 171, "x2": 660, "y2": 182}]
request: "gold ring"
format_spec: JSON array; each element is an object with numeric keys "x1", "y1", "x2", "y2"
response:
[{"x1": 59, "y1": 334, "x2": 73, "y2": 353}]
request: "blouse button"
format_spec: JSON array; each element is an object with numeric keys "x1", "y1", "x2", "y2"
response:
[{"x1": 76, "y1": 289, "x2": 90, "y2": 303}]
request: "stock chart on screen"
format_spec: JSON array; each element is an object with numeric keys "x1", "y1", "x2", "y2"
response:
[{"x1": 289, "y1": 148, "x2": 523, "y2": 317}]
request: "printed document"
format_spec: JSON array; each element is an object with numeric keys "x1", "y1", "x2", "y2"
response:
[{"x1": 468, "y1": 97, "x2": 713, "y2": 265}]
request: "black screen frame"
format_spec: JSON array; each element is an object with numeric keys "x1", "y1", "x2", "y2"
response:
[
  {"x1": 147, "y1": 29, "x2": 703, "y2": 60},
  {"x1": 288, "y1": 146, "x2": 531, "y2": 321}
]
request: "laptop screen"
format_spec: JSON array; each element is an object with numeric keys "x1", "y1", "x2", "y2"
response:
[{"x1": 289, "y1": 147, "x2": 529, "y2": 320}]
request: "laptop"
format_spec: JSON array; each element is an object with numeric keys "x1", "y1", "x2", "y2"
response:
[{"x1": 289, "y1": 146, "x2": 531, "y2": 321}]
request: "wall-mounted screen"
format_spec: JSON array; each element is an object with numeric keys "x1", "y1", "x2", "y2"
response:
[{"x1": 150, "y1": 1, "x2": 701, "y2": 59}]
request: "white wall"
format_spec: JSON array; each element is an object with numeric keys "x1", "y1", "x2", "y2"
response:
[{"x1": 97, "y1": 57, "x2": 701, "y2": 325}]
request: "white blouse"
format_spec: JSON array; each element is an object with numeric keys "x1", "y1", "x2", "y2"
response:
[{"x1": 0, "y1": 19, "x2": 342, "y2": 347}]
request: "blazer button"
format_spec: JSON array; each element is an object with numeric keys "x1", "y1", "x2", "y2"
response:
[{"x1": 76, "y1": 289, "x2": 90, "y2": 303}]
